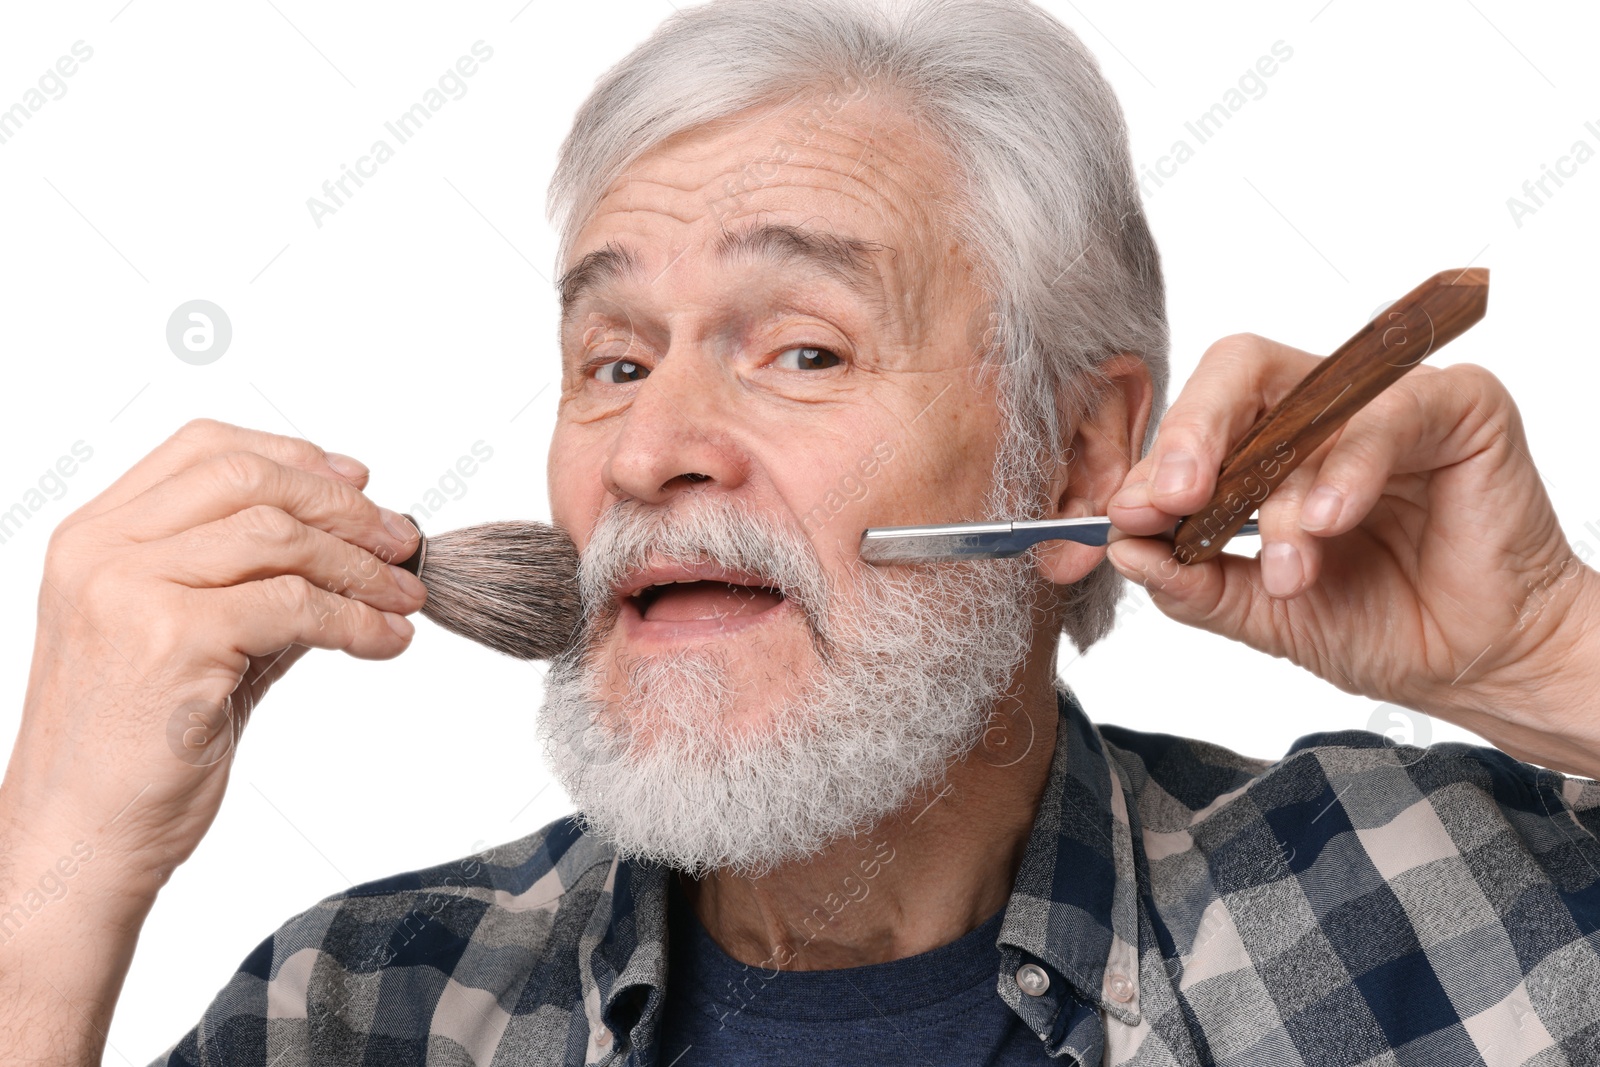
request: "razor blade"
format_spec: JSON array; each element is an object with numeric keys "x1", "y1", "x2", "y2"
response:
[{"x1": 859, "y1": 515, "x2": 1261, "y2": 564}]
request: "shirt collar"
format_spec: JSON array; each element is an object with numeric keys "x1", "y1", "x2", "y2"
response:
[
  {"x1": 993, "y1": 685, "x2": 1145, "y2": 1062},
  {"x1": 583, "y1": 853, "x2": 670, "y2": 1063},
  {"x1": 581, "y1": 684, "x2": 1142, "y2": 1062}
]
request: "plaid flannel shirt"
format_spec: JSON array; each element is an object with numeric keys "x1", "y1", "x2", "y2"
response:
[{"x1": 152, "y1": 686, "x2": 1600, "y2": 1066}]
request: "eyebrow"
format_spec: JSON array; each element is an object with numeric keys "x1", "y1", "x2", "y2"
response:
[
  {"x1": 558, "y1": 243, "x2": 638, "y2": 315},
  {"x1": 557, "y1": 222, "x2": 891, "y2": 321}
]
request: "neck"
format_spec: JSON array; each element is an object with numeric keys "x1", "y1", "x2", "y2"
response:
[{"x1": 680, "y1": 635, "x2": 1064, "y2": 971}]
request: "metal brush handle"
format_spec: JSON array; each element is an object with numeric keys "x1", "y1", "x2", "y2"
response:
[
  {"x1": 395, "y1": 515, "x2": 426, "y2": 576},
  {"x1": 1172, "y1": 268, "x2": 1490, "y2": 565}
]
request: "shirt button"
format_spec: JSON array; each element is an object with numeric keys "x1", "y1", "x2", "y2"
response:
[
  {"x1": 1106, "y1": 972, "x2": 1135, "y2": 1003},
  {"x1": 596, "y1": 1028, "x2": 612, "y2": 1047},
  {"x1": 1015, "y1": 963, "x2": 1051, "y2": 996}
]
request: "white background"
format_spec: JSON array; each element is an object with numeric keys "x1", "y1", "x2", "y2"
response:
[{"x1": 0, "y1": 0, "x2": 1596, "y2": 1058}]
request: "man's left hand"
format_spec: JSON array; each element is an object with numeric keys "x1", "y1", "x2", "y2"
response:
[{"x1": 1105, "y1": 333, "x2": 1600, "y2": 777}]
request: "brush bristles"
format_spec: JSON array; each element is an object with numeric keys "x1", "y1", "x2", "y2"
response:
[{"x1": 415, "y1": 521, "x2": 582, "y2": 659}]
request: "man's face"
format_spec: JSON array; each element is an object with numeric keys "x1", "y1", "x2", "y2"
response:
[
  {"x1": 549, "y1": 91, "x2": 1007, "y2": 731},
  {"x1": 540, "y1": 89, "x2": 1048, "y2": 873}
]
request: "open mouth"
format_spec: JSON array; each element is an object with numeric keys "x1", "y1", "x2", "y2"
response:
[
  {"x1": 628, "y1": 579, "x2": 787, "y2": 622},
  {"x1": 611, "y1": 561, "x2": 798, "y2": 644}
]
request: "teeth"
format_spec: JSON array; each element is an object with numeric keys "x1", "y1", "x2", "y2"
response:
[{"x1": 628, "y1": 577, "x2": 705, "y2": 599}]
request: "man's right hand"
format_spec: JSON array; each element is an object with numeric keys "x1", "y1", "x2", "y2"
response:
[{"x1": 0, "y1": 418, "x2": 425, "y2": 1060}]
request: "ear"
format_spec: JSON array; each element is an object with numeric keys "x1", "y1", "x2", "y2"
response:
[{"x1": 1033, "y1": 354, "x2": 1154, "y2": 585}]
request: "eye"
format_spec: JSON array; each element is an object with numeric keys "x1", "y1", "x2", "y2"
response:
[
  {"x1": 775, "y1": 345, "x2": 842, "y2": 371},
  {"x1": 590, "y1": 359, "x2": 650, "y2": 384}
]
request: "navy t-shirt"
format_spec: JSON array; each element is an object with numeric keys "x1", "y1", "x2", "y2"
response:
[{"x1": 656, "y1": 875, "x2": 1049, "y2": 1064}]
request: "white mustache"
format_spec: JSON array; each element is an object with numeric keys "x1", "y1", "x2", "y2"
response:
[{"x1": 576, "y1": 496, "x2": 835, "y2": 637}]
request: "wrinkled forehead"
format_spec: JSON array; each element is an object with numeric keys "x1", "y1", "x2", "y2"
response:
[{"x1": 558, "y1": 93, "x2": 979, "y2": 327}]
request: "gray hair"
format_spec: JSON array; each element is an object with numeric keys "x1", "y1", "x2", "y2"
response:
[{"x1": 547, "y1": 0, "x2": 1169, "y2": 654}]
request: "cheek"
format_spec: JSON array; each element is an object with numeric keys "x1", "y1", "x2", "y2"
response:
[
  {"x1": 548, "y1": 422, "x2": 610, "y2": 549},
  {"x1": 778, "y1": 426, "x2": 872, "y2": 494},
  {"x1": 872, "y1": 408, "x2": 1004, "y2": 520},
  {"x1": 775, "y1": 400, "x2": 1001, "y2": 554}
]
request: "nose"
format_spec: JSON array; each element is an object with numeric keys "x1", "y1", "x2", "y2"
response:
[{"x1": 601, "y1": 345, "x2": 750, "y2": 505}]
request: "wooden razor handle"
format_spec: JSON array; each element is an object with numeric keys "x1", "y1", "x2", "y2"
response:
[{"x1": 1172, "y1": 267, "x2": 1490, "y2": 565}]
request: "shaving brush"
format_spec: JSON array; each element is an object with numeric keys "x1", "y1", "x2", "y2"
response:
[{"x1": 395, "y1": 517, "x2": 582, "y2": 659}]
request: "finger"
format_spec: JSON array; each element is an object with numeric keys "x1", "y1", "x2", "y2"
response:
[
  {"x1": 1254, "y1": 459, "x2": 1326, "y2": 598},
  {"x1": 67, "y1": 419, "x2": 371, "y2": 526},
  {"x1": 1105, "y1": 536, "x2": 1274, "y2": 651},
  {"x1": 1106, "y1": 477, "x2": 1169, "y2": 539},
  {"x1": 153, "y1": 505, "x2": 427, "y2": 615},
  {"x1": 1106, "y1": 477, "x2": 1192, "y2": 540},
  {"x1": 206, "y1": 575, "x2": 415, "y2": 661},
  {"x1": 1295, "y1": 364, "x2": 1505, "y2": 538},
  {"x1": 105, "y1": 451, "x2": 418, "y2": 562},
  {"x1": 1113, "y1": 335, "x2": 1321, "y2": 525}
]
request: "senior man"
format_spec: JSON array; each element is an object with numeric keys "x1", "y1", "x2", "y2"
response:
[{"x1": 5, "y1": 0, "x2": 1600, "y2": 1064}]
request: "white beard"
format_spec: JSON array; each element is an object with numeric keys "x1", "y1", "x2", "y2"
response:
[{"x1": 537, "y1": 479, "x2": 1041, "y2": 878}]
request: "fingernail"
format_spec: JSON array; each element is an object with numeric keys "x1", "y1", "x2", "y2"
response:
[
  {"x1": 1261, "y1": 541, "x2": 1302, "y2": 597},
  {"x1": 1109, "y1": 481, "x2": 1150, "y2": 510},
  {"x1": 380, "y1": 508, "x2": 418, "y2": 545},
  {"x1": 385, "y1": 612, "x2": 415, "y2": 639},
  {"x1": 326, "y1": 452, "x2": 368, "y2": 480},
  {"x1": 1153, "y1": 451, "x2": 1196, "y2": 496},
  {"x1": 1300, "y1": 485, "x2": 1343, "y2": 531},
  {"x1": 389, "y1": 564, "x2": 426, "y2": 599}
]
